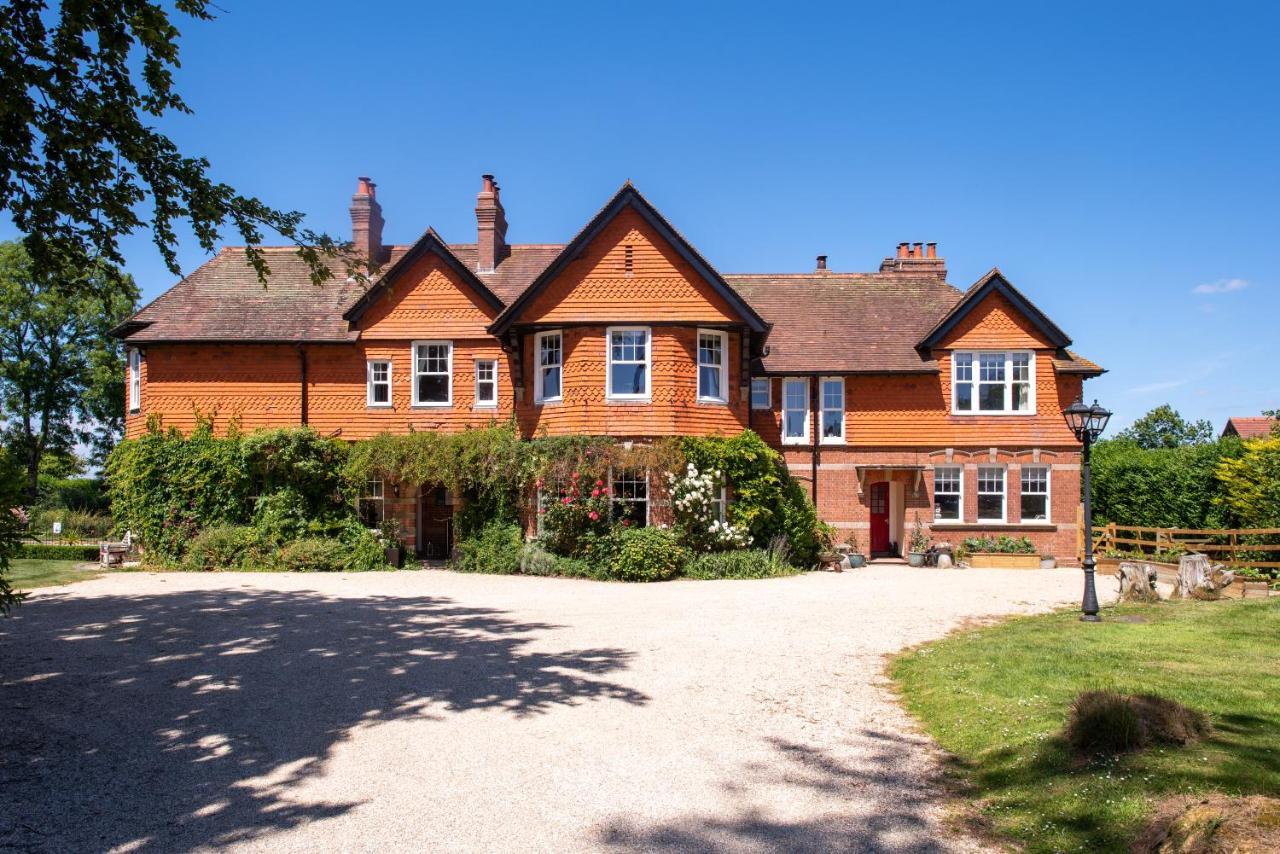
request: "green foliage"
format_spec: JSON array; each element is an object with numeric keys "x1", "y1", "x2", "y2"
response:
[
  {"x1": 537, "y1": 474, "x2": 613, "y2": 557},
  {"x1": 1064, "y1": 691, "x2": 1210, "y2": 757},
  {"x1": 182, "y1": 525, "x2": 264, "y2": 571},
  {"x1": 25, "y1": 508, "x2": 113, "y2": 541},
  {"x1": 600, "y1": 527, "x2": 687, "y2": 582},
  {"x1": 961, "y1": 535, "x2": 1037, "y2": 554},
  {"x1": 1117, "y1": 404, "x2": 1213, "y2": 450},
  {"x1": 0, "y1": 3, "x2": 349, "y2": 290},
  {"x1": 909, "y1": 513, "x2": 931, "y2": 553},
  {"x1": 37, "y1": 477, "x2": 109, "y2": 513},
  {"x1": 108, "y1": 422, "x2": 355, "y2": 563},
  {"x1": 277, "y1": 539, "x2": 348, "y2": 573},
  {"x1": 15, "y1": 543, "x2": 99, "y2": 561},
  {"x1": 454, "y1": 521, "x2": 524, "y2": 575},
  {"x1": 683, "y1": 548, "x2": 798, "y2": 580},
  {"x1": 1092, "y1": 437, "x2": 1243, "y2": 529},
  {"x1": 1215, "y1": 437, "x2": 1280, "y2": 528},
  {"x1": 667, "y1": 462, "x2": 751, "y2": 552},
  {"x1": 0, "y1": 241, "x2": 138, "y2": 500},
  {"x1": 517, "y1": 542, "x2": 594, "y2": 578}
]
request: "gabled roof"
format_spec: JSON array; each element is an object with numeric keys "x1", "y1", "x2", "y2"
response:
[
  {"x1": 1222, "y1": 416, "x2": 1277, "y2": 439},
  {"x1": 918, "y1": 268, "x2": 1071, "y2": 351},
  {"x1": 344, "y1": 228, "x2": 504, "y2": 322},
  {"x1": 487, "y1": 183, "x2": 770, "y2": 336}
]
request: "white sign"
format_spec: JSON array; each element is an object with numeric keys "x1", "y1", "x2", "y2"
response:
[{"x1": 52, "y1": 521, "x2": 63, "y2": 535}]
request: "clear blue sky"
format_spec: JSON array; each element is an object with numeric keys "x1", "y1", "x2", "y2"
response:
[{"x1": 8, "y1": 0, "x2": 1278, "y2": 432}]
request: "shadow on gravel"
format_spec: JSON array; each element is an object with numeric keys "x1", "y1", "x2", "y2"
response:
[
  {"x1": 599, "y1": 730, "x2": 953, "y2": 853},
  {"x1": 0, "y1": 587, "x2": 645, "y2": 851}
]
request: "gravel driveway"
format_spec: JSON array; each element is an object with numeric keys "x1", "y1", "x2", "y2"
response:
[{"x1": 1, "y1": 566, "x2": 1104, "y2": 852}]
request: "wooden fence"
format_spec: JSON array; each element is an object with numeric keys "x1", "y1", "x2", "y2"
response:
[{"x1": 1080, "y1": 518, "x2": 1280, "y2": 574}]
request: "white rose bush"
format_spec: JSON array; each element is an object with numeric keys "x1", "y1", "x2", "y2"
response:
[{"x1": 667, "y1": 464, "x2": 752, "y2": 552}]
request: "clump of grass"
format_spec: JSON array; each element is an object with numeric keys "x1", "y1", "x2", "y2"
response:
[{"x1": 1065, "y1": 690, "x2": 1210, "y2": 757}]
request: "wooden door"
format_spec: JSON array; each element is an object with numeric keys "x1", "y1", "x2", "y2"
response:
[
  {"x1": 418, "y1": 486, "x2": 454, "y2": 559},
  {"x1": 869, "y1": 481, "x2": 890, "y2": 554}
]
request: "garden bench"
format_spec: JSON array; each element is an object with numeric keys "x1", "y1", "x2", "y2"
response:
[{"x1": 99, "y1": 531, "x2": 132, "y2": 567}]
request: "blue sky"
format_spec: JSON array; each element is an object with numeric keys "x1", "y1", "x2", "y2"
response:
[{"x1": 7, "y1": 0, "x2": 1278, "y2": 432}]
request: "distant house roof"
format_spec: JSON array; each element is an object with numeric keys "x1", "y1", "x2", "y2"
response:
[{"x1": 1222, "y1": 417, "x2": 1277, "y2": 439}]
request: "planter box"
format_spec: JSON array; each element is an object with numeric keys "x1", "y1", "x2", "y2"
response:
[{"x1": 968, "y1": 552, "x2": 1041, "y2": 569}]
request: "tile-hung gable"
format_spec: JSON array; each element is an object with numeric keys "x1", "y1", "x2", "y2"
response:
[{"x1": 114, "y1": 174, "x2": 1104, "y2": 565}]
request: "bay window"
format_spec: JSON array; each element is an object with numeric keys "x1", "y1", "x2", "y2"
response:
[
  {"x1": 412, "y1": 341, "x2": 452, "y2": 406},
  {"x1": 933, "y1": 465, "x2": 962, "y2": 522},
  {"x1": 535, "y1": 331, "x2": 562, "y2": 403},
  {"x1": 1020, "y1": 465, "x2": 1050, "y2": 522},
  {"x1": 606, "y1": 327, "x2": 650, "y2": 400},
  {"x1": 952, "y1": 351, "x2": 1034, "y2": 414},
  {"x1": 782, "y1": 378, "x2": 809, "y2": 444},
  {"x1": 821, "y1": 377, "x2": 844, "y2": 443},
  {"x1": 697, "y1": 329, "x2": 728, "y2": 403},
  {"x1": 977, "y1": 466, "x2": 1006, "y2": 522}
]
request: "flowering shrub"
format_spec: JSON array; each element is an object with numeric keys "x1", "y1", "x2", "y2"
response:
[
  {"x1": 538, "y1": 472, "x2": 613, "y2": 557},
  {"x1": 668, "y1": 463, "x2": 751, "y2": 552}
]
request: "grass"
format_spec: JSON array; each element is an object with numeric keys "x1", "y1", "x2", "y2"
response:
[
  {"x1": 7, "y1": 559, "x2": 102, "y2": 590},
  {"x1": 889, "y1": 599, "x2": 1280, "y2": 852}
]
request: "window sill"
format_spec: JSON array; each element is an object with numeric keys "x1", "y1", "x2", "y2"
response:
[
  {"x1": 366, "y1": 405, "x2": 394, "y2": 411},
  {"x1": 950, "y1": 411, "x2": 1037, "y2": 417},
  {"x1": 606, "y1": 398, "x2": 652, "y2": 405},
  {"x1": 696, "y1": 397, "x2": 729, "y2": 406},
  {"x1": 534, "y1": 398, "x2": 562, "y2": 407},
  {"x1": 411, "y1": 403, "x2": 453, "y2": 409}
]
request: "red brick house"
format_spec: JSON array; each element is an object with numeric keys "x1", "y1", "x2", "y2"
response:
[{"x1": 113, "y1": 176, "x2": 1103, "y2": 560}]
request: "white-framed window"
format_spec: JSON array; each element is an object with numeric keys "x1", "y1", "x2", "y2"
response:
[
  {"x1": 412, "y1": 341, "x2": 452, "y2": 406},
  {"x1": 952, "y1": 351, "x2": 1035, "y2": 414},
  {"x1": 710, "y1": 484, "x2": 727, "y2": 523},
  {"x1": 358, "y1": 479, "x2": 384, "y2": 527},
  {"x1": 820, "y1": 377, "x2": 845, "y2": 444},
  {"x1": 534, "y1": 330, "x2": 562, "y2": 403},
  {"x1": 1020, "y1": 465, "x2": 1050, "y2": 522},
  {"x1": 535, "y1": 479, "x2": 561, "y2": 537},
  {"x1": 751, "y1": 377, "x2": 771, "y2": 409},
  {"x1": 697, "y1": 329, "x2": 728, "y2": 403},
  {"x1": 934, "y1": 465, "x2": 963, "y2": 522},
  {"x1": 782, "y1": 378, "x2": 809, "y2": 444},
  {"x1": 606, "y1": 326, "x2": 650, "y2": 400},
  {"x1": 128, "y1": 348, "x2": 141, "y2": 412},
  {"x1": 611, "y1": 470, "x2": 649, "y2": 527},
  {"x1": 977, "y1": 466, "x2": 1007, "y2": 522},
  {"x1": 474, "y1": 359, "x2": 497, "y2": 408},
  {"x1": 367, "y1": 360, "x2": 392, "y2": 407}
]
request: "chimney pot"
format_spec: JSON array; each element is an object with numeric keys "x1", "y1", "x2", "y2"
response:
[
  {"x1": 913, "y1": 242, "x2": 924, "y2": 258},
  {"x1": 816, "y1": 255, "x2": 828, "y2": 271},
  {"x1": 926, "y1": 242, "x2": 937, "y2": 259},
  {"x1": 897, "y1": 242, "x2": 908, "y2": 259}
]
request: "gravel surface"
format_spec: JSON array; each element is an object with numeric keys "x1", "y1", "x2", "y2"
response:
[{"x1": 1, "y1": 566, "x2": 1108, "y2": 853}]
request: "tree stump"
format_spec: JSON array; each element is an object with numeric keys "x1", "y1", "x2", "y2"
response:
[
  {"x1": 1117, "y1": 562, "x2": 1159, "y2": 602},
  {"x1": 1175, "y1": 553, "x2": 1235, "y2": 599}
]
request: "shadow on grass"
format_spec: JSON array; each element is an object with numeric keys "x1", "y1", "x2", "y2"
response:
[
  {"x1": 0, "y1": 587, "x2": 646, "y2": 851},
  {"x1": 599, "y1": 729, "x2": 955, "y2": 853}
]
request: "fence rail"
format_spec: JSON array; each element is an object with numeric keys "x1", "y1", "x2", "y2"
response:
[{"x1": 1081, "y1": 520, "x2": 1280, "y2": 572}]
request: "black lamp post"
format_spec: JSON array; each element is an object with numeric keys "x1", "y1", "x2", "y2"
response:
[{"x1": 1064, "y1": 399, "x2": 1112, "y2": 622}]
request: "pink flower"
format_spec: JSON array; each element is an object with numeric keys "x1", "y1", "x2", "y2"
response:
[
  {"x1": 589, "y1": 511, "x2": 600, "y2": 521},
  {"x1": 595, "y1": 479, "x2": 604, "y2": 487},
  {"x1": 622, "y1": 519, "x2": 631, "y2": 528},
  {"x1": 572, "y1": 472, "x2": 581, "y2": 480},
  {"x1": 591, "y1": 488, "x2": 601, "y2": 498},
  {"x1": 535, "y1": 478, "x2": 544, "y2": 488},
  {"x1": 562, "y1": 497, "x2": 571, "y2": 505},
  {"x1": 537, "y1": 507, "x2": 546, "y2": 515}
]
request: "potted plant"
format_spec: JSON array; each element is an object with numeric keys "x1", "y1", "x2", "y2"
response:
[
  {"x1": 380, "y1": 518, "x2": 405, "y2": 568},
  {"x1": 907, "y1": 513, "x2": 930, "y2": 567},
  {"x1": 846, "y1": 530, "x2": 866, "y2": 568}
]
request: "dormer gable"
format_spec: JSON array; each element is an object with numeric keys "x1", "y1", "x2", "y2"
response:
[{"x1": 919, "y1": 268, "x2": 1071, "y2": 352}]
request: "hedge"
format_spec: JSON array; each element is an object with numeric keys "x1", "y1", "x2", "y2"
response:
[{"x1": 17, "y1": 543, "x2": 100, "y2": 561}]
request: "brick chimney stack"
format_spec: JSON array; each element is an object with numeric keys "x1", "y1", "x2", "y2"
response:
[
  {"x1": 816, "y1": 255, "x2": 828, "y2": 272},
  {"x1": 349, "y1": 176, "x2": 385, "y2": 266},
  {"x1": 475, "y1": 174, "x2": 508, "y2": 273},
  {"x1": 880, "y1": 240, "x2": 947, "y2": 279}
]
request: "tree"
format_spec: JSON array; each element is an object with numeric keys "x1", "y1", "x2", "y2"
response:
[
  {"x1": 0, "y1": 1, "x2": 350, "y2": 292},
  {"x1": 1117, "y1": 404, "x2": 1213, "y2": 450},
  {"x1": 0, "y1": 241, "x2": 138, "y2": 501},
  {"x1": 0, "y1": 443, "x2": 24, "y2": 614},
  {"x1": 1216, "y1": 438, "x2": 1280, "y2": 528}
]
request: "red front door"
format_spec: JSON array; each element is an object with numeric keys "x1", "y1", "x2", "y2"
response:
[{"x1": 869, "y1": 482, "x2": 890, "y2": 554}]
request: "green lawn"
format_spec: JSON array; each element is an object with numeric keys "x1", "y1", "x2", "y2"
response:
[
  {"x1": 7, "y1": 559, "x2": 102, "y2": 590},
  {"x1": 890, "y1": 599, "x2": 1280, "y2": 853}
]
